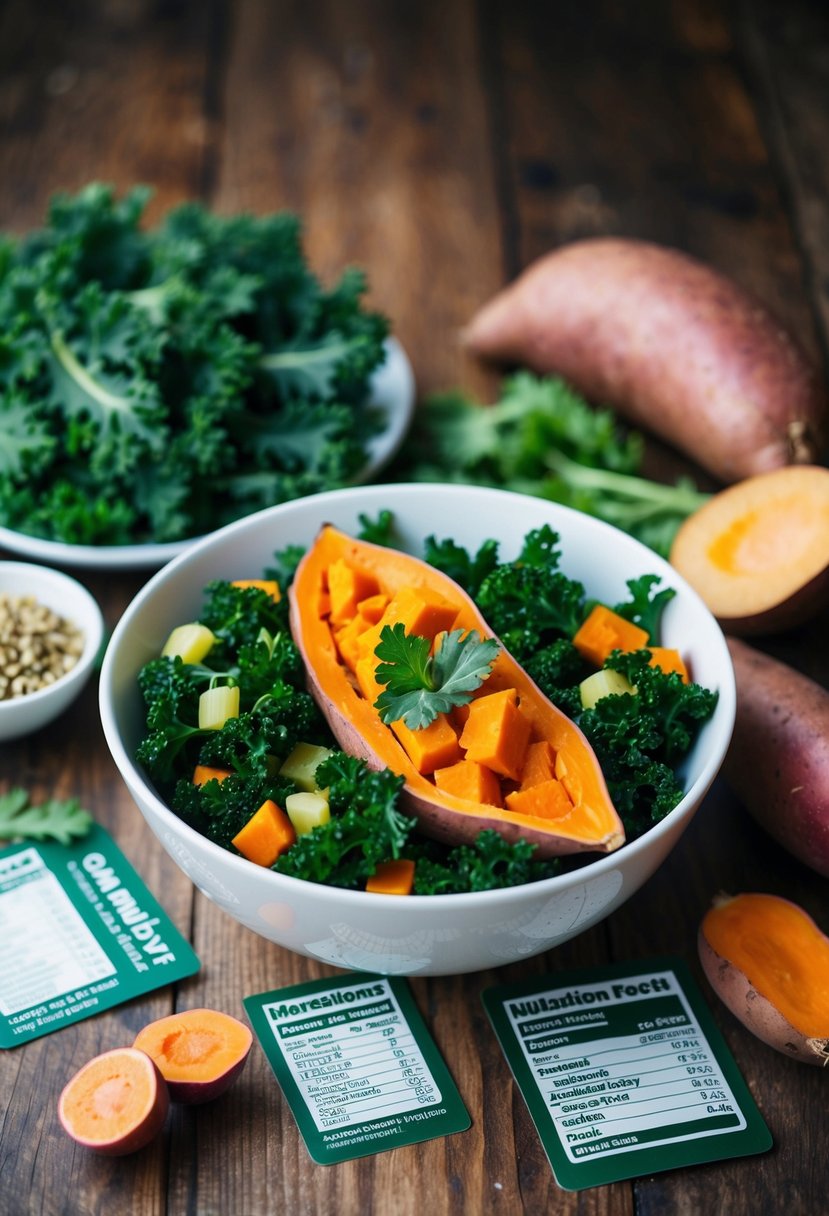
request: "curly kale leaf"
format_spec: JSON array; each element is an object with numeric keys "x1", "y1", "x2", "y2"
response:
[
  {"x1": 614, "y1": 575, "x2": 676, "y2": 644},
  {"x1": 274, "y1": 753, "x2": 413, "y2": 888},
  {"x1": 412, "y1": 831, "x2": 558, "y2": 894},
  {"x1": 198, "y1": 580, "x2": 290, "y2": 658},
  {"x1": 422, "y1": 534, "x2": 500, "y2": 599},
  {"x1": 135, "y1": 656, "x2": 207, "y2": 782}
]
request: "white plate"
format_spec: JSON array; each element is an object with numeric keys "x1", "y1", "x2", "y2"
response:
[{"x1": 0, "y1": 337, "x2": 416, "y2": 572}]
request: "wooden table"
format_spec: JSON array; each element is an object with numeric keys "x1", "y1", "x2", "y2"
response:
[{"x1": 2, "y1": 2, "x2": 827, "y2": 1213}]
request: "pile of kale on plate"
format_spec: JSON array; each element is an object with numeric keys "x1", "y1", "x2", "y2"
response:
[{"x1": 0, "y1": 184, "x2": 388, "y2": 545}]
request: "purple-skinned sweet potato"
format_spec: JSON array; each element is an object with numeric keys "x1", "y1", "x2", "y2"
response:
[
  {"x1": 463, "y1": 237, "x2": 826, "y2": 485},
  {"x1": 723, "y1": 638, "x2": 829, "y2": 877}
]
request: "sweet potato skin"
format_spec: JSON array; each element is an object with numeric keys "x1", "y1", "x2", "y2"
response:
[
  {"x1": 698, "y1": 919, "x2": 829, "y2": 1066},
  {"x1": 463, "y1": 238, "x2": 826, "y2": 484},
  {"x1": 723, "y1": 638, "x2": 829, "y2": 877}
]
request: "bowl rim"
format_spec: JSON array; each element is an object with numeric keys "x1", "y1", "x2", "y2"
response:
[
  {"x1": 99, "y1": 483, "x2": 736, "y2": 907},
  {"x1": 0, "y1": 560, "x2": 105, "y2": 714}
]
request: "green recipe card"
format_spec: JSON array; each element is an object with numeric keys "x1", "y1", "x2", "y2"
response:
[
  {"x1": 483, "y1": 958, "x2": 772, "y2": 1191},
  {"x1": 245, "y1": 972, "x2": 471, "y2": 1164},
  {"x1": 0, "y1": 823, "x2": 199, "y2": 1048}
]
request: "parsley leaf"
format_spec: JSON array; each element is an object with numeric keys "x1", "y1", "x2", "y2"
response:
[
  {"x1": 373, "y1": 624, "x2": 500, "y2": 730},
  {"x1": 0, "y1": 788, "x2": 94, "y2": 845}
]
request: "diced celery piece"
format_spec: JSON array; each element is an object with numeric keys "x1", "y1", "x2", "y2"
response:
[
  {"x1": 161, "y1": 622, "x2": 216, "y2": 664},
  {"x1": 579, "y1": 668, "x2": 636, "y2": 710},
  {"x1": 198, "y1": 684, "x2": 240, "y2": 729},
  {"x1": 285, "y1": 791, "x2": 331, "y2": 835},
  {"x1": 279, "y1": 743, "x2": 334, "y2": 792}
]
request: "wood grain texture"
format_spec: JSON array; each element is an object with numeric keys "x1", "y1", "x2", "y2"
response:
[{"x1": 0, "y1": 1, "x2": 827, "y2": 1213}]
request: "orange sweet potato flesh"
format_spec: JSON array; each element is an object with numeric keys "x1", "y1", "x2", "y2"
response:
[
  {"x1": 289, "y1": 525, "x2": 624, "y2": 858},
  {"x1": 699, "y1": 893, "x2": 829, "y2": 1066},
  {"x1": 58, "y1": 1046, "x2": 169, "y2": 1155},
  {"x1": 722, "y1": 638, "x2": 829, "y2": 879},
  {"x1": 670, "y1": 466, "x2": 829, "y2": 635},
  {"x1": 133, "y1": 1008, "x2": 253, "y2": 1104},
  {"x1": 463, "y1": 238, "x2": 826, "y2": 485}
]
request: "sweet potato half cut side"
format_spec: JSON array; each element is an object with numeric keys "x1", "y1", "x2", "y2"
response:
[
  {"x1": 289, "y1": 525, "x2": 625, "y2": 859},
  {"x1": 58, "y1": 1046, "x2": 169, "y2": 1155},
  {"x1": 670, "y1": 466, "x2": 829, "y2": 635},
  {"x1": 133, "y1": 1008, "x2": 253, "y2": 1104},
  {"x1": 699, "y1": 892, "x2": 829, "y2": 1066}
]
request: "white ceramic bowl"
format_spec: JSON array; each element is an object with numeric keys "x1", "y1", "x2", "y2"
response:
[
  {"x1": 0, "y1": 562, "x2": 104, "y2": 741},
  {"x1": 99, "y1": 484, "x2": 735, "y2": 976}
]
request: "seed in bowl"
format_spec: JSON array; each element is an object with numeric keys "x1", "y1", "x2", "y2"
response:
[{"x1": 0, "y1": 593, "x2": 85, "y2": 700}]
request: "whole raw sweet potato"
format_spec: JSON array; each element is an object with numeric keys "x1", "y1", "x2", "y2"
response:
[
  {"x1": 463, "y1": 238, "x2": 826, "y2": 484},
  {"x1": 723, "y1": 637, "x2": 829, "y2": 877}
]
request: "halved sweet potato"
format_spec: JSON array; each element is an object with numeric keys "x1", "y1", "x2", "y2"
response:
[
  {"x1": 289, "y1": 525, "x2": 625, "y2": 858},
  {"x1": 670, "y1": 466, "x2": 829, "y2": 635},
  {"x1": 133, "y1": 1008, "x2": 252, "y2": 1104},
  {"x1": 58, "y1": 1047, "x2": 169, "y2": 1155},
  {"x1": 699, "y1": 892, "x2": 829, "y2": 1066}
]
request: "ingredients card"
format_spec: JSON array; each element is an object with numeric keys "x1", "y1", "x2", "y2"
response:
[
  {"x1": 245, "y1": 972, "x2": 470, "y2": 1163},
  {"x1": 482, "y1": 958, "x2": 771, "y2": 1191},
  {"x1": 0, "y1": 824, "x2": 199, "y2": 1047}
]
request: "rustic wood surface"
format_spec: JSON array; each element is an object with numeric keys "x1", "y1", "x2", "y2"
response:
[{"x1": 1, "y1": 2, "x2": 827, "y2": 1213}]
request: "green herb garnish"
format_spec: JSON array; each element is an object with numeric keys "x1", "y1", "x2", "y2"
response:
[
  {"x1": 373, "y1": 624, "x2": 500, "y2": 730},
  {"x1": 0, "y1": 788, "x2": 94, "y2": 845}
]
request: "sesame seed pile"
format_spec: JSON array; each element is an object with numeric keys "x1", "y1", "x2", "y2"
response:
[{"x1": 0, "y1": 593, "x2": 85, "y2": 700}]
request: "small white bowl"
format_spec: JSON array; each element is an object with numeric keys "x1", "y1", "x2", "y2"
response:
[
  {"x1": 0, "y1": 562, "x2": 105, "y2": 741},
  {"x1": 99, "y1": 484, "x2": 735, "y2": 975}
]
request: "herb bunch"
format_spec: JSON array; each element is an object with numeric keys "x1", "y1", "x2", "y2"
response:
[
  {"x1": 0, "y1": 184, "x2": 388, "y2": 545},
  {"x1": 391, "y1": 373, "x2": 711, "y2": 557}
]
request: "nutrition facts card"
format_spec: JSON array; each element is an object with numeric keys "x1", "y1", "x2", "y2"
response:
[
  {"x1": 483, "y1": 958, "x2": 771, "y2": 1190},
  {"x1": 0, "y1": 825, "x2": 199, "y2": 1047},
  {"x1": 245, "y1": 972, "x2": 470, "y2": 1163}
]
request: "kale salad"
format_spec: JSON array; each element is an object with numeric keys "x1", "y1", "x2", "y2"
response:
[{"x1": 135, "y1": 513, "x2": 718, "y2": 896}]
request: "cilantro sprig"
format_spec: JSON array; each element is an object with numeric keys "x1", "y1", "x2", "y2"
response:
[{"x1": 373, "y1": 624, "x2": 500, "y2": 730}]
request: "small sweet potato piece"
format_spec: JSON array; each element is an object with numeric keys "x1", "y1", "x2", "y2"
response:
[
  {"x1": 365, "y1": 859, "x2": 416, "y2": 895},
  {"x1": 722, "y1": 638, "x2": 829, "y2": 877},
  {"x1": 58, "y1": 1047, "x2": 169, "y2": 1155},
  {"x1": 391, "y1": 713, "x2": 461, "y2": 775},
  {"x1": 459, "y1": 688, "x2": 531, "y2": 781},
  {"x1": 134, "y1": 1008, "x2": 253, "y2": 1104},
  {"x1": 572, "y1": 604, "x2": 649, "y2": 665},
  {"x1": 463, "y1": 237, "x2": 826, "y2": 484},
  {"x1": 698, "y1": 892, "x2": 829, "y2": 1066},
  {"x1": 670, "y1": 465, "x2": 829, "y2": 635}
]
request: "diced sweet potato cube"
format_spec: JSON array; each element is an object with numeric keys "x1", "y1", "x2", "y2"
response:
[
  {"x1": 355, "y1": 654, "x2": 385, "y2": 705},
  {"x1": 356, "y1": 593, "x2": 390, "y2": 624},
  {"x1": 505, "y1": 778, "x2": 574, "y2": 820},
  {"x1": 572, "y1": 604, "x2": 649, "y2": 666},
  {"x1": 366, "y1": 859, "x2": 416, "y2": 895},
  {"x1": 459, "y1": 688, "x2": 531, "y2": 781},
  {"x1": 392, "y1": 714, "x2": 461, "y2": 775},
  {"x1": 334, "y1": 613, "x2": 371, "y2": 672},
  {"x1": 518, "y1": 740, "x2": 557, "y2": 790},
  {"x1": 328, "y1": 558, "x2": 380, "y2": 626},
  {"x1": 433, "y1": 758, "x2": 503, "y2": 807},
  {"x1": 231, "y1": 799, "x2": 296, "y2": 867},
  {"x1": 646, "y1": 647, "x2": 689, "y2": 682},
  {"x1": 231, "y1": 579, "x2": 281, "y2": 602}
]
